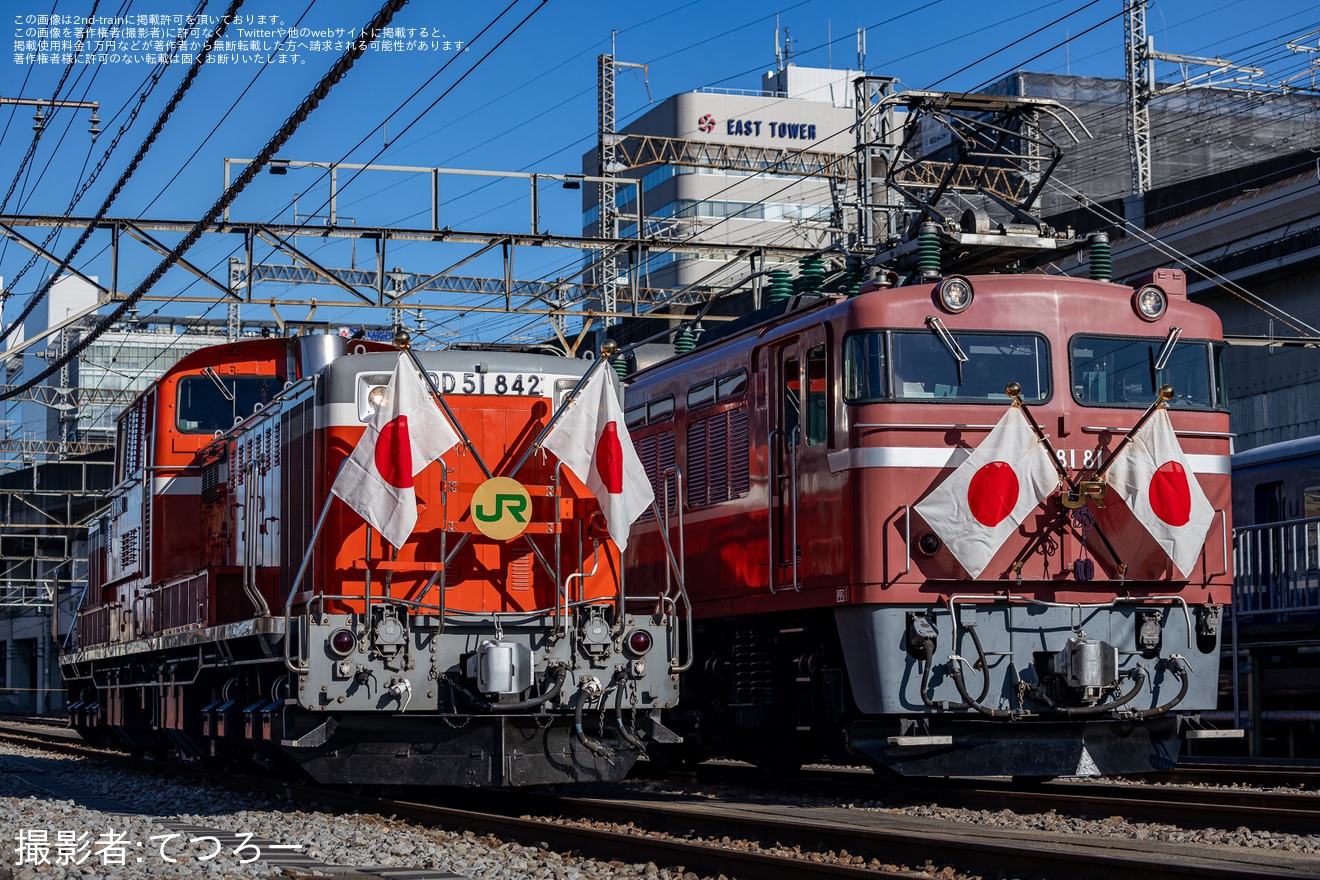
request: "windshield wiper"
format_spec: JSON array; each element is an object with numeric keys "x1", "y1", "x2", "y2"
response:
[
  {"x1": 1153, "y1": 326, "x2": 1182, "y2": 371},
  {"x1": 926, "y1": 315, "x2": 969, "y2": 384},
  {"x1": 1149, "y1": 325, "x2": 1183, "y2": 391},
  {"x1": 202, "y1": 366, "x2": 236, "y2": 402}
]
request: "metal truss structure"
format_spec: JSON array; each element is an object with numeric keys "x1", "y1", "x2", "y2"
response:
[
  {"x1": 0, "y1": 454, "x2": 111, "y2": 609},
  {"x1": 0, "y1": 213, "x2": 818, "y2": 322}
]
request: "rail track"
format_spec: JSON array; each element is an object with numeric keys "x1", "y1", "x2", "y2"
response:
[{"x1": 3, "y1": 717, "x2": 1318, "y2": 880}]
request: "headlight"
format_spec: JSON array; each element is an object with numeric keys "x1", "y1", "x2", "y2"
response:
[
  {"x1": 554, "y1": 377, "x2": 578, "y2": 408},
  {"x1": 356, "y1": 373, "x2": 392, "y2": 421},
  {"x1": 1133, "y1": 285, "x2": 1167, "y2": 321},
  {"x1": 937, "y1": 275, "x2": 973, "y2": 313}
]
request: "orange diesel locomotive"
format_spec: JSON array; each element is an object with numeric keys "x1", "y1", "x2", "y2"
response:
[{"x1": 62, "y1": 334, "x2": 681, "y2": 786}]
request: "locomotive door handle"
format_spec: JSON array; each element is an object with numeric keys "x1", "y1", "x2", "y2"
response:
[
  {"x1": 788, "y1": 424, "x2": 801, "y2": 592},
  {"x1": 767, "y1": 428, "x2": 779, "y2": 594},
  {"x1": 1212, "y1": 508, "x2": 1228, "y2": 578},
  {"x1": 900, "y1": 504, "x2": 912, "y2": 577}
]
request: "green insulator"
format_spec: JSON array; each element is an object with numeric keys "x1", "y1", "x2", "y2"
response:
[
  {"x1": 842, "y1": 255, "x2": 865, "y2": 297},
  {"x1": 767, "y1": 269, "x2": 794, "y2": 305},
  {"x1": 1089, "y1": 233, "x2": 1112, "y2": 282},
  {"x1": 917, "y1": 223, "x2": 942, "y2": 279},
  {"x1": 674, "y1": 328, "x2": 695, "y2": 354},
  {"x1": 611, "y1": 355, "x2": 628, "y2": 378},
  {"x1": 795, "y1": 255, "x2": 827, "y2": 296}
]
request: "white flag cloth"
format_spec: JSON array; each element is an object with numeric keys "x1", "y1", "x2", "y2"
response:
[
  {"x1": 332, "y1": 356, "x2": 461, "y2": 548},
  {"x1": 1103, "y1": 407, "x2": 1213, "y2": 576},
  {"x1": 542, "y1": 367, "x2": 654, "y2": 551},
  {"x1": 914, "y1": 406, "x2": 1060, "y2": 577}
]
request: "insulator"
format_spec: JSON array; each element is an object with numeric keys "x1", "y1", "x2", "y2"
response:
[
  {"x1": 673, "y1": 328, "x2": 695, "y2": 354},
  {"x1": 1089, "y1": 233, "x2": 1112, "y2": 282},
  {"x1": 841, "y1": 254, "x2": 865, "y2": 297},
  {"x1": 767, "y1": 269, "x2": 793, "y2": 305},
  {"x1": 611, "y1": 354, "x2": 628, "y2": 378},
  {"x1": 795, "y1": 255, "x2": 826, "y2": 296},
  {"x1": 917, "y1": 224, "x2": 942, "y2": 279}
]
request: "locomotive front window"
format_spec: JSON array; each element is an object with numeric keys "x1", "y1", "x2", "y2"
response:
[
  {"x1": 844, "y1": 331, "x2": 1049, "y2": 403},
  {"x1": 1070, "y1": 335, "x2": 1223, "y2": 410},
  {"x1": 176, "y1": 374, "x2": 282, "y2": 433}
]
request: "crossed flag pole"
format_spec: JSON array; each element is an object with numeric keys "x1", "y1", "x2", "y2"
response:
[
  {"x1": 331, "y1": 333, "x2": 652, "y2": 554},
  {"x1": 916, "y1": 381, "x2": 1214, "y2": 579}
]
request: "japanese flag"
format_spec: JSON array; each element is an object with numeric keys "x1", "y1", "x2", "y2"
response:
[
  {"x1": 1103, "y1": 408, "x2": 1213, "y2": 576},
  {"x1": 542, "y1": 367, "x2": 654, "y2": 551},
  {"x1": 332, "y1": 356, "x2": 461, "y2": 549},
  {"x1": 914, "y1": 406, "x2": 1060, "y2": 578}
]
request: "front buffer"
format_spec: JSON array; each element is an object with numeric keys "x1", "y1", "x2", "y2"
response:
[{"x1": 835, "y1": 596, "x2": 1222, "y2": 777}]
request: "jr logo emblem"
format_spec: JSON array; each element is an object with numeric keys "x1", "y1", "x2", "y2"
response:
[
  {"x1": 470, "y1": 477, "x2": 533, "y2": 541},
  {"x1": 475, "y1": 494, "x2": 527, "y2": 523}
]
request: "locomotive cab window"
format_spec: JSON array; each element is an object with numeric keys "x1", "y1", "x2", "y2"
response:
[
  {"x1": 843, "y1": 330, "x2": 1049, "y2": 403},
  {"x1": 176, "y1": 373, "x2": 282, "y2": 433},
  {"x1": 1070, "y1": 335, "x2": 1224, "y2": 410}
]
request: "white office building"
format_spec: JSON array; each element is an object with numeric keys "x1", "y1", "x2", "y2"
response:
[{"x1": 583, "y1": 64, "x2": 863, "y2": 295}]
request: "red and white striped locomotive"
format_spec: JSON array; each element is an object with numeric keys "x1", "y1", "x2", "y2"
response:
[
  {"x1": 62, "y1": 332, "x2": 680, "y2": 787},
  {"x1": 623, "y1": 254, "x2": 1233, "y2": 777},
  {"x1": 619, "y1": 91, "x2": 1235, "y2": 777}
]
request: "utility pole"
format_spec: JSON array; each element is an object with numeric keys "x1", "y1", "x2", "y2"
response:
[
  {"x1": 596, "y1": 36, "x2": 647, "y2": 330},
  {"x1": 1125, "y1": 0, "x2": 1265, "y2": 222},
  {"x1": 1124, "y1": 0, "x2": 1151, "y2": 199}
]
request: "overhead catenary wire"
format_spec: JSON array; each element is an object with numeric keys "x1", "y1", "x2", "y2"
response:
[
  {"x1": 12, "y1": 5, "x2": 1320, "y2": 358},
  {"x1": 0, "y1": 0, "x2": 411, "y2": 402},
  {"x1": 40, "y1": 0, "x2": 556, "y2": 409},
  {"x1": 240, "y1": 0, "x2": 549, "y2": 286},
  {"x1": 478, "y1": 4, "x2": 1319, "y2": 346},
  {"x1": 0, "y1": 0, "x2": 104, "y2": 219},
  {"x1": 167, "y1": 1, "x2": 1214, "y2": 337},
  {"x1": 0, "y1": 0, "x2": 220, "y2": 326},
  {"x1": 136, "y1": 0, "x2": 319, "y2": 217}
]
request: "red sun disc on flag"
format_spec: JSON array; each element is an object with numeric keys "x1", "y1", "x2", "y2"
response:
[
  {"x1": 595, "y1": 421, "x2": 624, "y2": 494},
  {"x1": 967, "y1": 461, "x2": 1019, "y2": 527},
  {"x1": 1148, "y1": 461, "x2": 1192, "y2": 526},
  {"x1": 375, "y1": 415, "x2": 415, "y2": 489}
]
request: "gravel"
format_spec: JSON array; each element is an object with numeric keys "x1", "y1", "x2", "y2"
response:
[
  {"x1": 4, "y1": 739, "x2": 1318, "y2": 880},
  {"x1": 0, "y1": 742, "x2": 705, "y2": 880}
]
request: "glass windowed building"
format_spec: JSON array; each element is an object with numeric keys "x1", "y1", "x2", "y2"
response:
[{"x1": 582, "y1": 64, "x2": 861, "y2": 295}]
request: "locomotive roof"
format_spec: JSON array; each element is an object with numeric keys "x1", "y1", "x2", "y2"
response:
[
  {"x1": 1231, "y1": 434, "x2": 1320, "y2": 471},
  {"x1": 338, "y1": 348, "x2": 590, "y2": 375}
]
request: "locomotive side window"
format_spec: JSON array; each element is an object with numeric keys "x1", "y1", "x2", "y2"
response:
[
  {"x1": 783, "y1": 356, "x2": 801, "y2": 440},
  {"x1": 688, "y1": 380, "x2": 716, "y2": 408},
  {"x1": 843, "y1": 333, "x2": 887, "y2": 401},
  {"x1": 649, "y1": 396, "x2": 675, "y2": 422},
  {"x1": 1070, "y1": 335, "x2": 1223, "y2": 410},
  {"x1": 626, "y1": 395, "x2": 675, "y2": 428},
  {"x1": 806, "y1": 345, "x2": 827, "y2": 445},
  {"x1": 176, "y1": 374, "x2": 282, "y2": 433},
  {"x1": 687, "y1": 371, "x2": 747, "y2": 410},
  {"x1": 843, "y1": 331, "x2": 1048, "y2": 403}
]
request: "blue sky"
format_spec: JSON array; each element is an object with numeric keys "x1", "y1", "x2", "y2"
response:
[{"x1": 3, "y1": 0, "x2": 1318, "y2": 346}]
